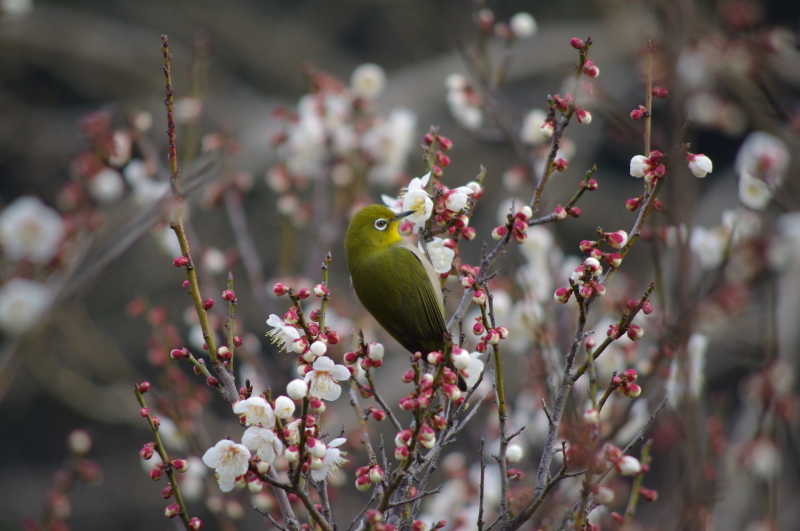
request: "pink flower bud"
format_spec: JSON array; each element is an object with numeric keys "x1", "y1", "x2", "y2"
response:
[
  {"x1": 579, "y1": 240, "x2": 596, "y2": 252},
  {"x1": 582, "y1": 60, "x2": 599, "y2": 78},
  {"x1": 540, "y1": 121, "x2": 555, "y2": 138},
  {"x1": 394, "y1": 446, "x2": 410, "y2": 460},
  {"x1": 626, "y1": 383, "x2": 642, "y2": 397},
  {"x1": 188, "y1": 517, "x2": 204, "y2": 530},
  {"x1": 162, "y1": 485, "x2": 173, "y2": 499},
  {"x1": 568, "y1": 206, "x2": 582, "y2": 218},
  {"x1": 576, "y1": 108, "x2": 592, "y2": 124},
  {"x1": 173, "y1": 256, "x2": 189, "y2": 267},
  {"x1": 553, "y1": 158, "x2": 568, "y2": 172},
  {"x1": 150, "y1": 468, "x2": 164, "y2": 481},
  {"x1": 651, "y1": 86, "x2": 668, "y2": 99},
  {"x1": 604, "y1": 253, "x2": 622, "y2": 268},
  {"x1": 369, "y1": 466, "x2": 384, "y2": 483},
  {"x1": 626, "y1": 324, "x2": 644, "y2": 340},
  {"x1": 443, "y1": 384, "x2": 461, "y2": 401},
  {"x1": 140, "y1": 442, "x2": 155, "y2": 460},
  {"x1": 606, "y1": 230, "x2": 628, "y2": 249},
  {"x1": 473, "y1": 321, "x2": 485, "y2": 335},
  {"x1": 438, "y1": 136, "x2": 453, "y2": 151},
  {"x1": 399, "y1": 396, "x2": 418, "y2": 411},
  {"x1": 285, "y1": 446, "x2": 299, "y2": 463},
  {"x1": 427, "y1": 351, "x2": 443, "y2": 365},
  {"x1": 570, "y1": 37, "x2": 585, "y2": 49},
  {"x1": 171, "y1": 459, "x2": 189, "y2": 472},
  {"x1": 283, "y1": 309, "x2": 298, "y2": 324},
  {"x1": 371, "y1": 408, "x2": 386, "y2": 421},
  {"x1": 553, "y1": 205, "x2": 567, "y2": 220},
  {"x1": 492, "y1": 225, "x2": 507, "y2": 241},
  {"x1": 296, "y1": 288, "x2": 311, "y2": 299},
  {"x1": 139, "y1": 407, "x2": 150, "y2": 418},
  {"x1": 585, "y1": 178, "x2": 598, "y2": 190},
  {"x1": 472, "y1": 290, "x2": 486, "y2": 305},
  {"x1": 554, "y1": 287, "x2": 572, "y2": 304},
  {"x1": 164, "y1": 503, "x2": 181, "y2": 518},
  {"x1": 630, "y1": 106, "x2": 646, "y2": 120},
  {"x1": 423, "y1": 133, "x2": 435, "y2": 145},
  {"x1": 138, "y1": 381, "x2": 151, "y2": 393},
  {"x1": 639, "y1": 487, "x2": 658, "y2": 501},
  {"x1": 313, "y1": 284, "x2": 328, "y2": 297},
  {"x1": 593, "y1": 282, "x2": 606, "y2": 297},
  {"x1": 461, "y1": 226, "x2": 477, "y2": 240},
  {"x1": 401, "y1": 369, "x2": 415, "y2": 383},
  {"x1": 355, "y1": 474, "x2": 372, "y2": 491},
  {"x1": 625, "y1": 197, "x2": 641, "y2": 211},
  {"x1": 641, "y1": 301, "x2": 653, "y2": 314},
  {"x1": 202, "y1": 298, "x2": 214, "y2": 310},
  {"x1": 206, "y1": 376, "x2": 219, "y2": 387},
  {"x1": 217, "y1": 346, "x2": 231, "y2": 359},
  {"x1": 222, "y1": 290, "x2": 235, "y2": 301}
]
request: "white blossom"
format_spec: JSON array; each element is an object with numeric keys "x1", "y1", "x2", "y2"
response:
[
  {"x1": 350, "y1": 63, "x2": 386, "y2": 99},
  {"x1": 519, "y1": 109, "x2": 548, "y2": 145},
  {"x1": 363, "y1": 108, "x2": 417, "y2": 186},
  {"x1": 89, "y1": 168, "x2": 126, "y2": 204},
  {"x1": 233, "y1": 396, "x2": 276, "y2": 428},
  {"x1": 0, "y1": 278, "x2": 53, "y2": 335},
  {"x1": 629, "y1": 155, "x2": 648, "y2": 178},
  {"x1": 401, "y1": 173, "x2": 434, "y2": 227},
  {"x1": 305, "y1": 356, "x2": 350, "y2": 401},
  {"x1": 422, "y1": 237, "x2": 454, "y2": 275},
  {"x1": 286, "y1": 379, "x2": 308, "y2": 400},
  {"x1": 738, "y1": 171, "x2": 772, "y2": 210},
  {"x1": 687, "y1": 154, "x2": 713, "y2": 178},
  {"x1": 0, "y1": 196, "x2": 64, "y2": 264},
  {"x1": 444, "y1": 186, "x2": 474, "y2": 212},
  {"x1": 690, "y1": 227, "x2": 726, "y2": 269},
  {"x1": 273, "y1": 395, "x2": 296, "y2": 419},
  {"x1": 462, "y1": 352, "x2": 485, "y2": 388},
  {"x1": 735, "y1": 131, "x2": 789, "y2": 188},
  {"x1": 509, "y1": 12, "x2": 537, "y2": 38},
  {"x1": 242, "y1": 427, "x2": 284, "y2": 464},
  {"x1": 202, "y1": 439, "x2": 251, "y2": 492},
  {"x1": 310, "y1": 438, "x2": 348, "y2": 481},
  {"x1": 266, "y1": 314, "x2": 301, "y2": 352},
  {"x1": 615, "y1": 455, "x2": 641, "y2": 476}
]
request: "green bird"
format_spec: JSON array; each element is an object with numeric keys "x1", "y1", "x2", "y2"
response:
[{"x1": 344, "y1": 205, "x2": 448, "y2": 360}]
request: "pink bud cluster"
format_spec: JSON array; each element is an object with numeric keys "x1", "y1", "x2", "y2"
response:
[
  {"x1": 613, "y1": 368, "x2": 642, "y2": 397},
  {"x1": 492, "y1": 205, "x2": 532, "y2": 243},
  {"x1": 629, "y1": 150, "x2": 667, "y2": 184},
  {"x1": 343, "y1": 342, "x2": 383, "y2": 378},
  {"x1": 354, "y1": 464, "x2": 384, "y2": 491},
  {"x1": 423, "y1": 130, "x2": 454, "y2": 179},
  {"x1": 272, "y1": 282, "x2": 340, "y2": 374}
]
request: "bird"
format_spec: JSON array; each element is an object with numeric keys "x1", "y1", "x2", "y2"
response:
[{"x1": 344, "y1": 204, "x2": 449, "y2": 363}]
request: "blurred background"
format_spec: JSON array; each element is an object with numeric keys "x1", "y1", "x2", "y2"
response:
[{"x1": 0, "y1": 0, "x2": 799, "y2": 529}]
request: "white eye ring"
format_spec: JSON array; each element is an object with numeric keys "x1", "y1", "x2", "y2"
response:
[{"x1": 374, "y1": 218, "x2": 388, "y2": 230}]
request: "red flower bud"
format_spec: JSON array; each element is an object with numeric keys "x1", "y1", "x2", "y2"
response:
[
  {"x1": 570, "y1": 37, "x2": 585, "y2": 49},
  {"x1": 222, "y1": 290, "x2": 235, "y2": 301},
  {"x1": 202, "y1": 299, "x2": 214, "y2": 310},
  {"x1": 173, "y1": 256, "x2": 189, "y2": 267}
]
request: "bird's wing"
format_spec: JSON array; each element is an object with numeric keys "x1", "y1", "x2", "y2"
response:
[{"x1": 380, "y1": 243, "x2": 447, "y2": 353}]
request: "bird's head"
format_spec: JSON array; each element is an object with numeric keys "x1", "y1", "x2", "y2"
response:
[{"x1": 344, "y1": 205, "x2": 416, "y2": 254}]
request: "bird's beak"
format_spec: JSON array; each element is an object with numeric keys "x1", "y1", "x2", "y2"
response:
[{"x1": 392, "y1": 210, "x2": 416, "y2": 222}]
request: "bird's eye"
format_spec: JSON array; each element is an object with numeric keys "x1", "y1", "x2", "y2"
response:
[{"x1": 374, "y1": 219, "x2": 388, "y2": 230}]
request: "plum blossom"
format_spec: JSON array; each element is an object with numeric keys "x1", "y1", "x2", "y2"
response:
[
  {"x1": 735, "y1": 131, "x2": 789, "y2": 188},
  {"x1": 89, "y1": 168, "x2": 126, "y2": 204},
  {"x1": 242, "y1": 427, "x2": 284, "y2": 465},
  {"x1": 687, "y1": 153, "x2": 713, "y2": 178},
  {"x1": 232, "y1": 396, "x2": 276, "y2": 428},
  {"x1": 462, "y1": 352, "x2": 486, "y2": 388},
  {"x1": 266, "y1": 314, "x2": 301, "y2": 352},
  {"x1": 273, "y1": 395, "x2": 296, "y2": 419},
  {"x1": 0, "y1": 278, "x2": 53, "y2": 335},
  {"x1": 310, "y1": 437, "x2": 348, "y2": 481},
  {"x1": 689, "y1": 227, "x2": 726, "y2": 269},
  {"x1": 363, "y1": 108, "x2": 417, "y2": 186},
  {"x1": 738, "y1": 171, "x2": 772, "y2": 210},
  {"x1": 350, "y1": 63, "x2": 386, "y2": 99},
  {"x1": 422, "y1": 237, "x2": 455, "y2": 275},
  {"x1": 0, "y1": 196, "x2": 64, "y2": 264},
  {"x1": 202, "y1": 439, "x2": 251, "y2": 492},
  {"x1": 509, "y1": 12, "x2": 537, "y2": 38},
  {"x1": 446, "y1": 73, "x2": 483, "y2": 131},
  {"x1": 444, "y1": 186, "x2": 474, "y2": 212},
  {"x1": 382, "y1": 173, "x2": 433, "y2": 228},
  {"x1": 519, "y1": 109, "x2": 548, "y2": 145},
  {"x1": 305, "y1": 356, "x2": 350, "y2": 401}
]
